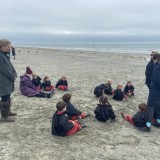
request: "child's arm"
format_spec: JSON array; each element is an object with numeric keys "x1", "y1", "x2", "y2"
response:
[
  {"x1": 67, "y1": 103, "x2": 81, "y2": 116},
  {"x1": 61, "y1": 116, "x2": 74, "y2": 131},
  {"x1": 110, "y1": 109, "x2": 116, "y2": 120},
  {"x1": 55, "y1": 80, "x2": 60, "y2": 88}
]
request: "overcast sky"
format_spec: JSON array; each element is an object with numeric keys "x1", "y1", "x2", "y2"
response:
[{"x1": 1, "y1": 0, "x2": 160, "y2": 44}]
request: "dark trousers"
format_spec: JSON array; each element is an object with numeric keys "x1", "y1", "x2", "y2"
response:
[
  {"x1": 0, "y1": 94, "x2": 11, "y2": 117},
  {"x1": 1, "y1": 94, "x2": 11, "y2": 102},
  {"x1": 147, "y1": 100, "x2": 160, "y2": 123},
  {"x1": 34, "y1": 92, "x2": 47, "y2": 98}
]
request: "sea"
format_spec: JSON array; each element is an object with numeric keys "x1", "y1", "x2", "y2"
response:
[{"x1": 16, "y1": 43, "x2": 160, "y2": 54}]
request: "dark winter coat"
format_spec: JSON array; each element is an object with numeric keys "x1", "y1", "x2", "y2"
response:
[
  {"x1": 145, "y1": 59, "x2": 155, "y2": 89},
  {"x1": 104, "y1": 83, "x2": 113, "y2": 95},
  {"x1": 20, "y1": 74, "x2": 39, "y2": 97},
  {"x1": 51, "y1": 111, "x2": 74, "y2": 136},
  {"x1": 113, "y1": 89, "x2": 124, "y2": 101},
  {"x1": 94, "y1": 84, "x2": 107, "y2": 97},
  {"x1": 132, "y1": 111, "x2": 147, "y2": 127},
  {"x1": 94, "y1": 104, "x2": 116, "y2": 122},
  {"x1": 148, "y1": 63, "x2": 160, "y2": 105},
  {"x1": 56, "y1": 79, "x2": 68, "y2": 88},
  {"x1": 0, "y1": 50, "x2": 17, "y2": 97},
  {"x1": 123, "y1": 85, "x2": 134, "y2": 95},
  {"x1": 41, "y1": 81, "x2": 51, "y2": 90},
  {"x1": 32, "y1": 76, "x2": 41, "y2": 87},
  {"x1": 65, "y1": 102, "x2": 81, "y2": 119}
]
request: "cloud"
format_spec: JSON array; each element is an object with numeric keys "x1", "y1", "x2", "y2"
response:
[{"x1": 1, "y1": 0, "x2": 160, "y2": 43}]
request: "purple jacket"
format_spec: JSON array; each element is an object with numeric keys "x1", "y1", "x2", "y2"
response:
[{"x1": 20, "y1": 74, "x2": 39, "y2": 97}]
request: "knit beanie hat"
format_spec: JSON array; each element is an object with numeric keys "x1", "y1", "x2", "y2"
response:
[{"x1": 26, "y1": 67, "x2": 32, "y2": 74}]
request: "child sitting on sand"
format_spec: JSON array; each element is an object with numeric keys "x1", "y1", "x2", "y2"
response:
[
  {"x1": 123, "y1": 81, "x2": 135, "y2": 96},
  {"x1": 104, "y1": 79, "x2": 114, "y2": 95},
  {"x1": 113, "y1": 84, "x2": 127, "y2": 101},
  {"x1": 94, "y1": 83, "x2": 108, "y2": 97},
  {"x1": 41, "y1": 76, "x2": 54, "y2": 91},
  {"x1": 121, "y1": 103, "x2": 147, "y2": 128},
  {"x1": 32, "y1": 73, "x2": 41, "y2": 90},
  {"x1": 55, "y1": 76, "x2": 68, "y2": 91},
  {"x1": 51, "y1": 101, "x2": 87, "y2": 136},
  {"x1": 62, "y1": 93, "x2": 90, "y2": 120},
  {"x1": 20, "y1": 67, "x2": 53, "y2": 98},
  {"x1": 94, "y1": 95, "x2": 116, "y2": 122}
]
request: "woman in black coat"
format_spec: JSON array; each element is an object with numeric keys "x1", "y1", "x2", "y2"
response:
[
  {"x1": 140, "y1": 54, "x2": 160, "y2": 132},
  {"x1": 145, "y1": 51, "x2": 158, "y2": 89},
  {"x1": 0, "y1": 39, "x2": 17, "y2": 122}
]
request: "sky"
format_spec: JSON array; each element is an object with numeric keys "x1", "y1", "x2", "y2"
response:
[{"x1": 1, "y1": 0, "x2": 160, "y2": 44}]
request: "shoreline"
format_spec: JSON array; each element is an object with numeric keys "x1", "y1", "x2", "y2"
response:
[{"x1": 15, "y1": 46, "x2": 149, "y2": 56}]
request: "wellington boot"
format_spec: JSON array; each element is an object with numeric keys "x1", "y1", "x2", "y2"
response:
[
  {"x1": 0, "y1": 116, "x2": 15, "y2": 122},
  {"x1": 8, "y1": 111, "x2": 17, "y2": 116}
]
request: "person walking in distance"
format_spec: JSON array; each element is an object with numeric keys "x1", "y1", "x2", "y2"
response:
[{"x1": 0, "y1": 39, "x2": 17, "y2": 122}]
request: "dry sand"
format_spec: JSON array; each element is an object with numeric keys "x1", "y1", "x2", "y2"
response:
[{"x1": 0, "y1": 47, "x2": 160, "y2": 160}]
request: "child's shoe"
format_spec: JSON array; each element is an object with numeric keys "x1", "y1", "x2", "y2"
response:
[
  {"x1": 121, "y1": 112, "x2": 125, "y2": 119},
  {"x1": 86, "y1": 113, "x2": 92, "y2": 117},
  {"x1": 81, "y1": 124, "x2": 87, "y2": 128},
  {"x1": 138, "y1": 126, "x2": 151, "y2": 132},
  {"x1": 152, "y1": 121, "x2": 160, "y2": 128}
]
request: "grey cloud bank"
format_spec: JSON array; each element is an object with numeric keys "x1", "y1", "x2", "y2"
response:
[{"x1": 1, "y1": 0, "x2": 160, "y2": 44}]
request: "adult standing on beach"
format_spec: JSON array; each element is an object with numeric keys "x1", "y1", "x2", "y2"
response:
[
  {"x1": 11, "y1": 46, "x2": 16, "y2": 60},
  {"x1": 140, "y1": 54, "x2": 160, "y2": 132},
  {"x1": 145, "y1": 51, "x2": 158, "y2": 89},
  {"x1": 0, "y1": 39, "x2": 17, "y2": 122}
]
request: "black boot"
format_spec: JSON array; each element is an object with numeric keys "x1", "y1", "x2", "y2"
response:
[
  {"x1": 8, "y1": 98, "x2": 17, "y2": 116},
  {"x1": 0, "y1": 102, "x2": 15, "y2": 122}
]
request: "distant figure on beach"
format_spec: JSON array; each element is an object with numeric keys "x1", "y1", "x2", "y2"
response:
[
  {"x1": 104, "y1": 79, "x2": 114, "y2": 95},
  {"x1": 123, "y1": 81, "x2": 134, "y2": 96},
  {"x1": 51, "y1": 101, "x2": 87, "y2": 137},
  {"x1": 140, "y1": 54, "x2": 160, "y2": 132},
  {"x1": 32, "y1": 73, "x2": 42, "y2": 90},
  {"x1": 94, "y1": 95, "x2": 116, "y2": 122},
  {"x1": 62, "y1": 93, "x2": 90, "y2": 120},
  {"x1": 121, "y1": 103, "x2": 147, "y2": 128},
  {"x1": 41, "y1": 76, "x2": 54, "y2": 91},
  {"x1": 11, "y1": 46, "x2": 16, "y2": 60},
  {"x1": 0, "y1": 39, "x2": 17, "y2": 122},
  {"x1": 94, "y1": 83, "x2": 108, "y2": 97},
  {"x1": 145, "y1": 51, "x2": 158, "y2": 89},
  {"x1": 113, "y1": 84, "x2": 127, "y2": 101},
  {"x1": 20, "y1": 67, "x2": 53, "y2": 98},
  {"x1": 56, "y1": 76, "x2": 68, "y2": 91}
]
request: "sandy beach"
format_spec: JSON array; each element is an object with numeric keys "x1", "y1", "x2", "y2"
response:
[{"x1": 0, "y1": 47, "x2": 160, "y2": 160}]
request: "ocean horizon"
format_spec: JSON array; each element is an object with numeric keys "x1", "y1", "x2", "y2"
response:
[{"x1": 15, "y1": 42, "x2": 160, "y2": 54}]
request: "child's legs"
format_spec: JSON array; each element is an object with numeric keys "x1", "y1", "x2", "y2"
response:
[
  {"x1": 58, "y1": 85, "x2": 67, "y2": 91},
  {"x1": 36, "y1": 86, "x2": 41, "y2": 90},
  {"x1": 66, "y1": 120, "x2": 81, "y2": 136},
  {"x1": 124, "y1": 114, "x2": 135, "y2": 126},
  {"x1": 45, "y1": 87, "x2": 51, "y2": 91},
  {"x1": 50, "y1": 85, "x2": 54, "y2": 90},
  {"x1": 71, "y1": 113, "x2": 87, "y2": 120},
  {"x1": 34, "y1": 92, "x2": 47, "y2": 98},
  {"x1": 81, "y1": 113, "x2": 87, "y2": 119}
]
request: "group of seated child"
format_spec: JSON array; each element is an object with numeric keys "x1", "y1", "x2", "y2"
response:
[
  {"x1": 94, "y1": 94, "x2": 148, "y2": 130},
  {"x1": 51, "y1": 92, "x2": 148, "y2": 137},
  {"x1": 19, "y1": 67, "x2": 68, "y2": 98},
  {"x1": 94, "y1": 80, "x2": 134, "y2": 101},
  {"x1": 32, "y1": 74, "x2": 68, "y2": 91},
  {"x1": 51, "y1": 93, "x2": 90, "y2": 136}
]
